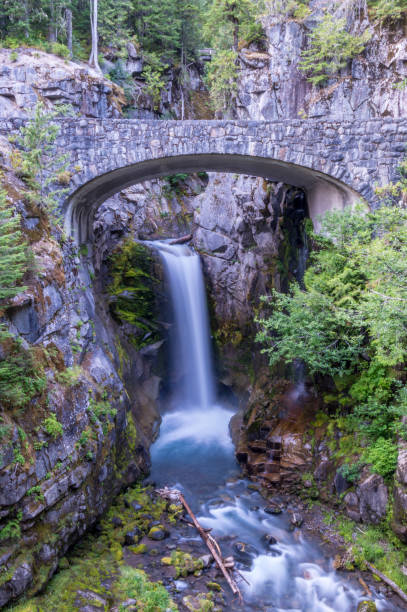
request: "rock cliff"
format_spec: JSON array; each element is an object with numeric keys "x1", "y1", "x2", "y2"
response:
[
  {"x1": 237, "y1": 6, "x2": 407, "y2": 120},
  {"x1": 0, "y1": 49, "x2": 124, "y2": 118}
]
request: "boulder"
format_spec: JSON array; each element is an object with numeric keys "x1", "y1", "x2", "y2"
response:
[{"x1": 357, "y1": 474, "x2": 388, "y2": 524}]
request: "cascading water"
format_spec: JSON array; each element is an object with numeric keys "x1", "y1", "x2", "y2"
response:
[
  {"x1": 149, "y1": 241, "x2": 395, "y2": 611},
  {"x1": 150, "y1": 242, "x2": 237, "y2": 499},
  {"x1": 155, "y1": 242, "x2": 215, "y2": 409}
]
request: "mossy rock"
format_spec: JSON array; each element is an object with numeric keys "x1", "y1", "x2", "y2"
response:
[
  {"x1": 357, "y1": 601, "x2": 377, "y2": 612},
  {"x1": 147, "y1": 525, "x2": 169, "y2": 541},
  {"x1": 130, "y1": 543, "x2": 148, "y2": 554},
  {"x1": 108, "y1": 239, "x2": 161, "y2": 349},
  {"x1": 206, "y1": 581, "x2": 222, "y2": 592},
  {"x1": 162, "y1": 550, "x2": 204, "y2": 578},
  {"x1": 182, "y1": 593, "x2": 214, "y2": 612}
]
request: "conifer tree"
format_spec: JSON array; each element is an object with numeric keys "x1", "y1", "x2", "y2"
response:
[
  {"x1": 203, "y1": 0, "x2": 263, "y2": 51},
  {"x1": 0, "y1": 188, "x2": 26, "y2": 302}
]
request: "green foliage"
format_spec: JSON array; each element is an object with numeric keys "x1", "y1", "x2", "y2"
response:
[
  {"x1": 0, "y1": 192, "x2": 39, "y2": 403},
  {"x1": 77, "y1": 428, "x2": 91, "y2": 448},
  {"x1": 56, "y1": 365, "x2": 82, "y2": 387},
  {"x1": 0, "y1": 343, "x2": 47, "y2": 408},
  {"x1": 0, "y1": 511, "x2": 22, "y2": 542},
  {"x1": 49, "y1": 42, "x2": 70, "y2": 58},
  {"x1": 165, "y1": 173, "x2": 189, "y2": 194},
  {"x1": 299, "y1": 14, "x2": 371, "y2": 85},
  {"x1": 257, "y1": 203, "x2": 407, "y2": 479},
  {"x1": 0, "y1": 187, "x2": 27, "y2": 300},
  {"x1": 108, "y1": 59, "x2": 135, "y2": 105},
  {"x1": 364, "y1": 437, "x2": 399, "y2": 477},
  {"x1": 203, "y1": 0, "x2": 264, "y2": 51},
  {"x1": 0, "y1": 418, "x2": 11, "y2": 441},
  {"x1": 368, "y1": 0, "x2": 407, "y2": 21},
  {"x1": 268, "y1": 0, "x2": 311, "y2": 21},
  {"x1": 257, "y1": 286, "x2": 364, "y2": 377},
  {"x1": 88, "y1": 394, "x2": 117, "y2": 427},
  {"x1": 117, "y1": 566, "x2": 176, "y2": 611},
  {"x1": 13, "y1": 447, "x2": 25, "y2": 465},
  {"x1": 141, "y1": 52, "x2": 168, "y2": 110},
  {"x1": 331, "y1": 516, "x2": 407, "y2": 592},
  {"x1": 13, "y1": 101, "x2": 70, "y2": 224},
  {"x1": 27, "y1": 485, "x2": 44, "y2": 502},
  {"x1": 338, "y1": 461, "x2": 364, "y2": 484},
  {"x1": 205, "y1": 50, "x2": 238, "y2": 115},
  {"x1": 42, "y1": 413, "x2": 63, "y2": 439},
  {"x1": 108, "y1": 240, "x2": 159, "y2": 348}
]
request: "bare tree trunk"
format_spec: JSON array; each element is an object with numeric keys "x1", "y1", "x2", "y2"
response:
[
  {"x1": 23, "y1": 0, "x2": 30, "y2": 39},
  {"x1": 232, "y1": 18, "x2": 239, "y2": 53},
  {"x1": 89, "y1": 0, "x2": 101, "y2": 72},
  {"x1": 66, "y1": 8, "x2": 72, "y2": 57},
  {"x1": 48, "y1": 0, "x2": 56, "y2": 42},
  {"x1": 180, "y1": 42, "x2": 185, "y2": 120}
]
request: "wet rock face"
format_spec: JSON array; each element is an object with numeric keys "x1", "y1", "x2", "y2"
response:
[
  {"x1": 0, "y1": 49, "x2": 123, "y2": 118},
  {"x1": 0, "y1": 148, "x2": 161, "y2": 607},
  {"x1": 193, "y1": 173, "x2": 278, "y2": 331},
  {"x1": 392, "y1": 440, "x2": 407, "y2": 542},
  {"x1": 234, "y1": 379, "x2": 316, "y2": 492},
  {"x1": 193, "y1": 174, "x2": 307, "y2": 330},
  {"x1": 357, "y1": 474, "x2": 389, "y2": 524}
]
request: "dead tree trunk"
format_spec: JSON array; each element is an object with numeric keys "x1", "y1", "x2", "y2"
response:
[{"x1": 89, "y1": 0, "x2": 101, "y2": 73}]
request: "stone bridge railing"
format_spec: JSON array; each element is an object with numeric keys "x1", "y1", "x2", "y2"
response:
[{"x1": 1, "y1": 117, "x2": 406, "y2": 240}]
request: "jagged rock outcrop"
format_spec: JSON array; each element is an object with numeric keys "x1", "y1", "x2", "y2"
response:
[
  {"x1": 237, "y1": 7, "x2": 407, "y2": 120},
  {"x1": 393, "y1": 439, "x2": 407, "y2": 542},
  {"x1": 0, "y1": 48, "x2": 124, "y2": 118},
  {"x1": 0, "y1": 136, "x2": 162, "y2": 606}
]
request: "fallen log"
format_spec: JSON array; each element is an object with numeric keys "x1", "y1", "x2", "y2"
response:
[
  {"x1": 358, "y1": 576, "x2": 371, "y2": 597},
  {"x1": 169, "y1": 234, "x2": 192, "y2": 245},
  {"x1": 365, "y1": 561, "x2": 407, "y2": 604},
  {"x1": 157, "y1": 487, "x2": 243, "y2": 601}
]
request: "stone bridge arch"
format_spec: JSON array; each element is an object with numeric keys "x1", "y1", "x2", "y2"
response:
[
  {"x1": 65, "y1": 151, "x2": 361, "y2": 244},
  {"x1": 1, "y1": 117, "x2": 405, "y2": 242}
]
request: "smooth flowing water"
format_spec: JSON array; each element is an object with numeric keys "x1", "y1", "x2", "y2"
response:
[{"x1": 149, "y1": 242, "x2": 393, "y2": 611}]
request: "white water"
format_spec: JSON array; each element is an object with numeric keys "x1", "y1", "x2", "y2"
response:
[
  {"x1": 149, "y1": 242, "x2": 395, "y2": 611},
  {"x1": 154, "y1": 242, "x2": 215, "y2": 409}
]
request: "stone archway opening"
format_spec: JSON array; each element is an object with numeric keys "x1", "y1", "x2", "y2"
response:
[{"x1": 63, "y1": 153, "x2": 361, "y2": 244}]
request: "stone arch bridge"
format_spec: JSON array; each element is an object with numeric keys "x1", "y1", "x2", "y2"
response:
[{"x1": 2, "y1": 117, "x2": 406, "y2": 242}]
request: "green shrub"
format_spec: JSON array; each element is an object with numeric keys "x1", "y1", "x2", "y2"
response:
[
  {"x1": 257, "y1": 203, "x2": 407, "y2": 468},
  {"x1": 116, "y1": 566, "x2": 176, "y2": 611},
  {"x1": 268, "y1": 0, "x2": 311, "y2": 21},
  {"x1": 338, "y1": 461, "x2": 364, "y2": 484},
  {"x1": 0, "y1": 345, "x2": 47, "y2": 408},
  {"x1": 27, "y1": 485, "x2": 44, "y2": 502},
  {"x1": 88, "y1": 396, "x2": 117, "y2": 424},
  {"x1": 43, "y1": 413, "x2": 63, "y2": 439},
  {"x1": 13, "y1": 101, "x2": 70, "y2": 225},
  {"x1": 0, "y1": 511, "x2": 22, "y2": 542},
  {"x1": 299, "y1": 15, "x2": 371, "y2": 85},
  {"x1": 77, "y1": 428, "x2": 91, "y2": 448},
  {"x1": 56, "y1": 365, "x2": 82, "y2": 387},
  {"x1": 0, "y1": 419, "x2": 11, "y2": 441},
  {"x1": 49, "y1": 42, "x2": 70, "y2": 58},
  {"x1": 369, "y1": 0, "x2": 407, "y2": 21},
  {"x1": 13, "y1": 448, "x2": 24, "y2": 465},
  {"x1": 205, "y1": 49, "x2": 238, "y2": 115},
  {"x1": 141, "y1": 52, "x2": 168, "y2": 111},
  {"x1": 364, "y1": 438, "x2": 398, "y2": 478}
]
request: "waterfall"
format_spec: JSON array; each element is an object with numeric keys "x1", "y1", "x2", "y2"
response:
[
  {"x1": 148, "y1": 240, "x2": 384, "y2": 611},
  {"x1": 152, "y1": 242, "x2": 215, "y2": 409}
]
